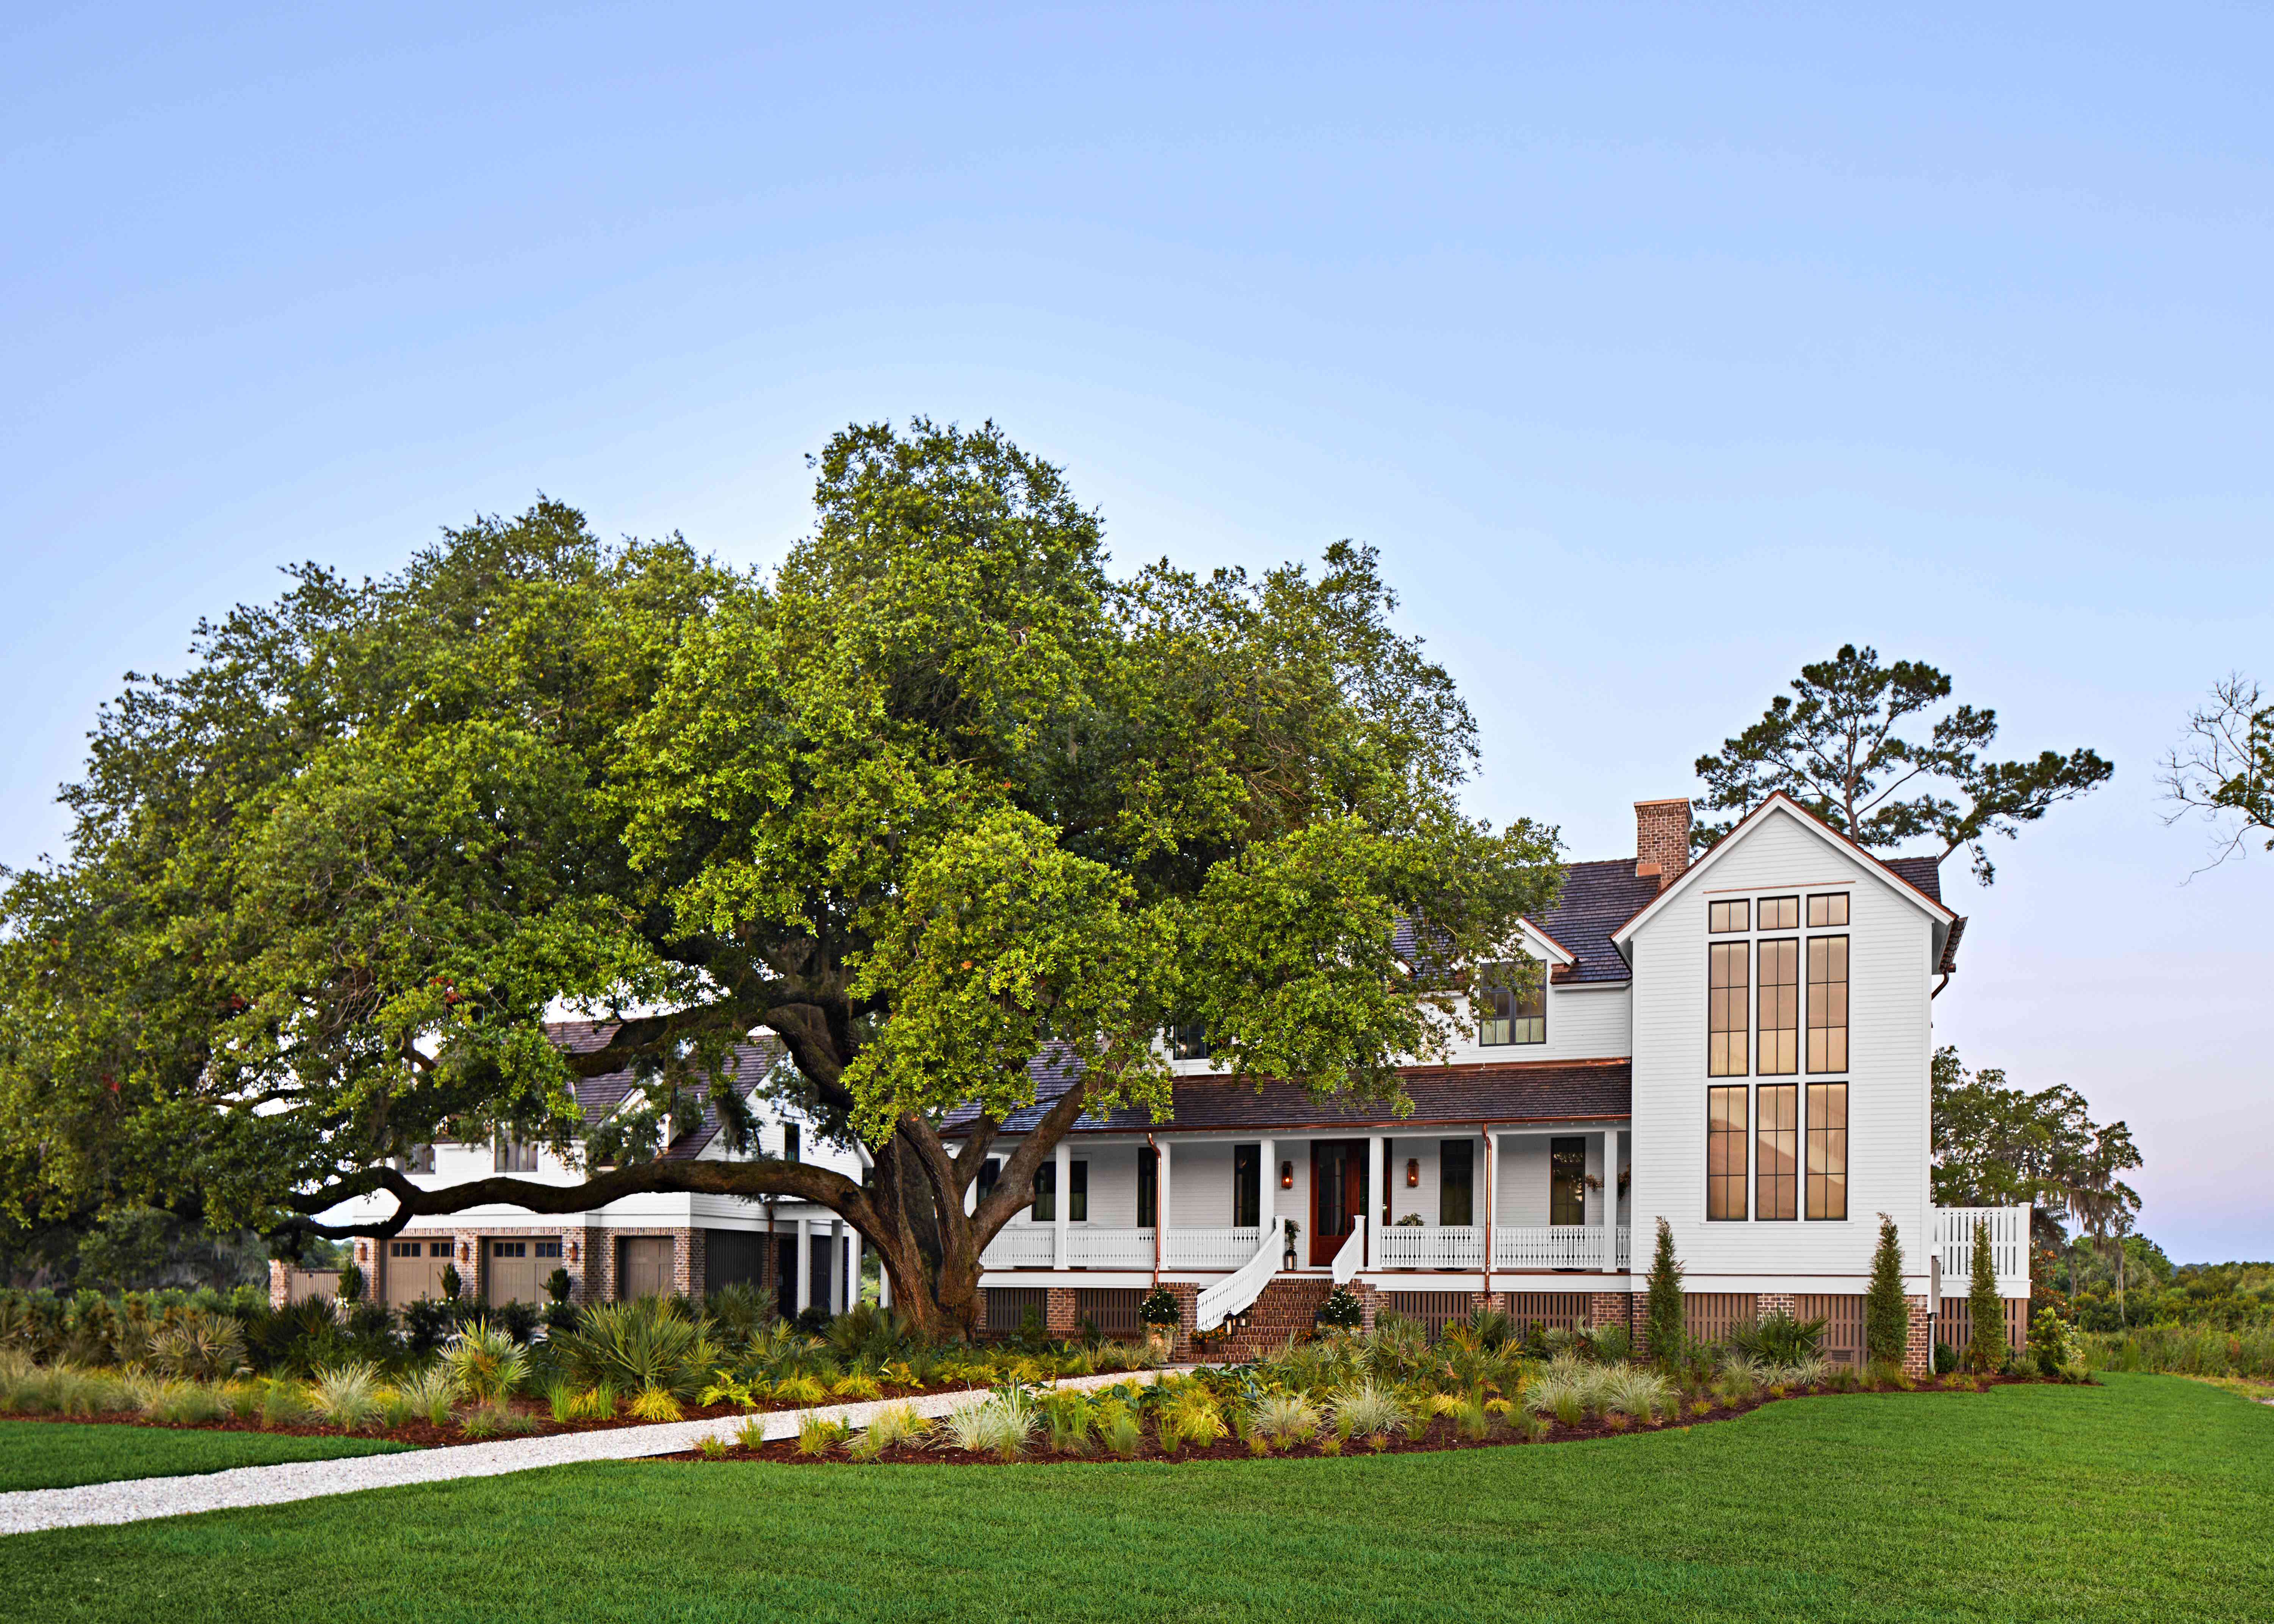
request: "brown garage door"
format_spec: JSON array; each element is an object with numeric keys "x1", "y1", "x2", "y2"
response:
[
  {"x1": 385, "y1": 1239, "x2": 451, "y2": 1306},
  {"x1": 617, "y1": 1236, "x2": 674, "y2": 1301},
  {"x1": 486, "y1": 1238, "x2": 540, "y2": 1306}
]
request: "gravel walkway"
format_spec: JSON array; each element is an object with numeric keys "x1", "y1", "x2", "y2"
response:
[{"x1": 0, "y1": 1368, "x2": 1170, "y2": 1536}]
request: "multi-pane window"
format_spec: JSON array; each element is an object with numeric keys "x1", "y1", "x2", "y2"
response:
[
  {"x1": 783, "y1": 1123, "x2": 802, "y2": 1163},
  {"x1": 1755, "y1": 1084, "x2": 1798, "y2": 1220},
  {"x1": 976, "y1": 1156, "x2": 1000, "y2": 1205},
  {"x1": 1808, "y1": 893, "x2": 1849, "y2": 928},
  {"x1": 534, "y1": 1240, "x2": 562, "y2": 1259},
  {"x1": 1439, "y1": 1140, "x2": 1474, "y2": 1226},
  {"x1": 1707, "y1": 1088, "x2": 1748, "y2": 1220},
  {"x1": 1233, "y1": 1145, "x2": 1260, "y2": 1227},
  {"x1": 1808, "y1": 935, "x2": 1849, "y2": 1073},
  {"x1": 1807, "y1": 1083, "x2": 1848, "y2": 1219},
  {"x1": 1478, "y1": 963, "x2": 1545, "y2": 1045},
  {"x1": 1549, "y1": 1137, "x2": 1587, "y2": 1225},
  {"x1": 1169, "y1": 1020, "x2": 1211, "y2": 1060},
  {"x1": 1759, "y1": 895, "x2": 1799, "y2": 930},
  {"x1": 493, "y1": 1137, "x2": 539, "y2": 1173},
  {"x1": 1068, "y1": 1160, "x2": 1088, "y2": 1223},
  {"x1": 1708, "y1": 898, "x2": 1751, "y2": 934},
  {"x1": 393, "y1": 1145, "x2": 435, "y2": 1174},
  {"x1": 492, "y1": 1240, "x2": 526, "y2": 1259},
  {"x1": 1030, "y1": 1162, "x2": 1087, "y2": 1221},
  {"x1": 1031, "y1": 1163, "x2": 1055, "y2": 1222},
  {"x1": 390, "y1": 1240, "x2": 425, "y2": 1259},
  {"x1": 1757, "y1": 938, "x2": 1799, "y2": 1074},
  {"x1": 1708, "y1": 942, "x2": 1750, "y2": 1076}
]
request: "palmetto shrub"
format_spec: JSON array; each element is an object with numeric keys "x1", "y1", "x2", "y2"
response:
[
  {"x1": 552, "y1": 1298, "x2": 717, "y2": 1401},
  {"x1": 310, "y1": 1362, "x2": 386, "y2": 1431},
  {"x1": 445, "y1": 1322, "x2": 529, "y2": 1406},
  {"x1": 150, "y1": 1315, "x2": 249, "y2": 1382}
]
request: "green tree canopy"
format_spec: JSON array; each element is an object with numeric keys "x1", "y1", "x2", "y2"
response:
[
  {"x1": 1693, "y1": 644, "x2": 2111, "y2": 883},
  {"x1": 0, "y1": 420, "x2": 1560, "y2": 1331}
]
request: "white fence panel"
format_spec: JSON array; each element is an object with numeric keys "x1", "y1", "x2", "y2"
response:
[{"x1": 1374, "y1": 1224, "x2": 1484, "y2": 1269}]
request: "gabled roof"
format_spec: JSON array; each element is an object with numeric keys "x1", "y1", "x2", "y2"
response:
[
  {"x1": 941, "y1": 1052, "x2": 1631, "y2": 1137},
  {"x1": 548, "y1": 1020, "x2": 783, "y2": 1161},
  {"x1": 1610, "y1": 792, "x2": 1956, "y2": 952},
  {"x1": 1527, "y1": 859, "x2": 1663, "y2": 984}
]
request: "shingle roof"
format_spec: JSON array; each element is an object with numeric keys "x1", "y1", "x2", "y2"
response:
[
  {"x1": 942, "y1": 1054, "x2": 1630, "y2": 1137},
  {"x1": 547, "y1": 1020, "x2": 783, "y2": 1160},
  {"x1": 1529, "y1": 859, "x2": 1662, "y2": 984}
]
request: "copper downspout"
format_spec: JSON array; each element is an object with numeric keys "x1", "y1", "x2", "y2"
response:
[{"x1": 1146, "y1": 1131, "x2": 1162, "y2": 1287}]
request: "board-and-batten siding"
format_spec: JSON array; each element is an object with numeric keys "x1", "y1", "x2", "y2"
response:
[{"x1": 1626, "y1": 808, "x2": 1935, "y2": 1287}]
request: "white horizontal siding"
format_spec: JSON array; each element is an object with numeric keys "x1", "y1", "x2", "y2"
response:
[{"x1": 1628, "y1": 808, "x2": 1936, "y2": 1288}]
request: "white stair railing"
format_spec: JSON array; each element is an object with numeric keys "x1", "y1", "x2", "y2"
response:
[
  {"x1": 1331, "y1": 1217, "x2": 1367, "y2": 1285},
  {"x1": 1195, "y1": 1221, "x2": 1281, "y2": 1332}
]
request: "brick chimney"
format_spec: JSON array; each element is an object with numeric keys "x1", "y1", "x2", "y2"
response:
[{"x1": 1635, "y1": 798, "x2": 1693, "y2": 889}]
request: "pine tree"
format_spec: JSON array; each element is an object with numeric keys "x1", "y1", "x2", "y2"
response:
[
  {"x1": 1967, "y1": 1217, "x2": 2005, "y2": 1375},
  {"x1": 1864, "y1": 1212, "x2": 1908, "y2": 1366},
  {"x1": 1643, "y1": 1217, "x2": 1684, "y2": 1363}
]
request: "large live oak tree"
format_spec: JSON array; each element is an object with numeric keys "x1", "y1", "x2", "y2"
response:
[
  {"x1": 0, "y1": 421, "x2": 1558, "y2": 1333},
  {"x1": 1692, "y1": 644, "x2": 2111, "y2": 883}
]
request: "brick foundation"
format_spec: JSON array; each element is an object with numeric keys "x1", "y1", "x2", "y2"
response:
[
  {"x1": 1756, "y1": 1292, "x2": 1796, "y2": 1320},
  {"x1": 1904, "y1": 1295, "x2": 1931, "y2": 1377},
  {"x1": 1588, "y1": 1292, "x2": 1633, "y2": 1334},
  {"x1": 1166, "y1": 1281, "x2": 1200, "y2": 1360},
  {"x1": 1354, "y1": 1280, "x2": 1384, "y2": 1335},
  {"x1": 1045, "y1": 1287, "x2": 1080, "y2": 1339}
]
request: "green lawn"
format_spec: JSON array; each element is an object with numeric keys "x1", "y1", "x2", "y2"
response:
[
  {"x1": 0, "y1": 1421, "x2": 413, "y2": 1492},
  {"x1": 0, "y1": 1374, "x2": 2266, "y2": 1622}
]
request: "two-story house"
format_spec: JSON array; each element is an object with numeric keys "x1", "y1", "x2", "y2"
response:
[{"x1": 952, "y1": 793, "x2": 2028, "y2": 1370}]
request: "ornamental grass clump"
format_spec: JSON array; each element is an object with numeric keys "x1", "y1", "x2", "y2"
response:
[
  {"x1": 773, "y1": 1374, "x2": 830, "y2": 1407},
  {"x1": 1040, "y1": 1391, "x2": 1095, "y2": 1456},
  {"x1": 1333, "y1": 1382, "x2": 1403, "y2": 1446},
  {"x1": 1158, "y1": 1389, "x2": 1228, "y2": 1456},
  {"x1": 830, "y1": 1372, "x2": 882, "y2": 1402},
  {"x1": 850, "y1": 1401, "x2": 926, "y2": 1461},
  {"x1": 1251, "y1": 1392, "x2": 1322, "y2": 1450},
  {"x1": 310, "y1": 1361, "x2": 386, "y2": 1432},
  {"x1": 257, "y1": 1378, "x2": 318, "y2": 1429},
  {"x1": 398, "y1": 1365, "x2": 461, "y2": 1426},
  {"x1": 629, "y1": 1386, "x2": 684, "y2": 1422},
  {"x1": 796, "y1": 1412, "x2": 849, "y2": 1456},
  {"x1": 147, "y1": 1381, "x2": 230, "y2": 1426}
]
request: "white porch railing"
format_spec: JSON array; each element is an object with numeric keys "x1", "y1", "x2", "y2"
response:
[
  {"x1": 979, "y1": 1225, "x2": 1263, "y2": 1271},
  {"x1": 1376, "y1": 1223, "x2": 1484, "y2": 1269},
  {"x1": 1331, "y1": 1217, "x2": 1367, "y2": 1284},
  {"x1": 1195, "y1": 1223, "x2": 1281, "y2": 1332},
  {"x1": 1488, "y1": 1225, "x2": 1631, "y2": 1270},
  {"x1": 1935, "y1": 1205, "x2": 2032, "y2": 1294}
]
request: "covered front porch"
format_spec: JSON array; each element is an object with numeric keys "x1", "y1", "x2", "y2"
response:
[{"x1": 974, "y1": 1124, "x2": 1633, "y2": 1282}]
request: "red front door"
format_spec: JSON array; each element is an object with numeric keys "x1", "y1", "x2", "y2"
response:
[{"x1": 1311, "y1": 1141, "x2": 1368, "y2": 1266}]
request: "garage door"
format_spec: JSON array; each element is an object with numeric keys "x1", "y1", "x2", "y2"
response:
[
  {"x1": 385, "y1": 1239, "x2": 451, "y2": 1306},
  {"x1": 617, "y1": 1236, "x2": 674, "y2": 1301},
  {"x1": 486, "y1": 1239, "x2": 539, "y2": 1306}
]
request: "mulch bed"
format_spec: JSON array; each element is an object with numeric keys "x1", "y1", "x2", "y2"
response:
[
  {"x1": 0, "y1": 1380, "x2": 996, "y2": 1449},
  {"x1": 658, "y1": 1374, "x2": 2061, "y2": 1468}
]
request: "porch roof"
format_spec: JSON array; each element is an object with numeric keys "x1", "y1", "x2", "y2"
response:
[{"x1": 941, "y1": 1055, "x2": 1630, "y2": 1137}]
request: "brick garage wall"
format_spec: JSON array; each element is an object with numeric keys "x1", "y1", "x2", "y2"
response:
[{"x1": 589, "y1": 1226, "x2": 703, "y2": 1303}]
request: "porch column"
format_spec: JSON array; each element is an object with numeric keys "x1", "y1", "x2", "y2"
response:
[
  {"x1": 1367, "y1": 1133, "x2": 1384, "y2": 1269},
  {"x1": 1158, "y1": 1139, "x2": 1174, "y2": 1269},
  {"x1": 830, "y1": 1217, "x2": 846, "y2": 1313},
  {"x1": 1053, "y1": 1140, "x2": 1071, "y2": 1269},
  {"x1": 795, "y1": 1215, "x2": 812, "y2": 1315},
  {"x1": 1259, "y1": 1136, "x2": 1275, "y2": 1248},
  {"x1": 1483, "y1": 1129, "x2": 1498, "y2": 1290},
  {"x1": 1599, "y1": 1130, "x2": 1617, "y2": 1273}
]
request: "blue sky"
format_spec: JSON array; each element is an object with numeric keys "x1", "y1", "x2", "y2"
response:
[{"x1": 4, "y1": 3, "x2": 2268, "y2": 1259}]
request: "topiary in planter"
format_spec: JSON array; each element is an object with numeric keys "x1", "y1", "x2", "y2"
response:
[
  {"x1": 1138, "y1": 1286, "x2": 1182, "y2": 1327},
  {"x1": 1316, "y1": 1285, "x2": 1363, "y2": 1332}
]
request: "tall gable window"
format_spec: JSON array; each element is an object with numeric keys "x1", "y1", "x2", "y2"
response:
[
  {"x1": 1755, "y1": 1084, "x2": 1798, "y2": 1220},
  {"x1": 1709, "y1": 899, "x2": 1750, "y2": 933},
  {"x1": 1708, "y1": 942, "x2": 1750, "y2": 1076},
  {"x1": 1807, "y1": 1083, "x2": 1848, "y2": 1219},
  {"x1": 1478, "y1": 962, "x2": 1545, "y2": 1046},
  {"x1": 1807, "y1": 893, "x2": 1848, "y2": 928},
  {"x1": 1758, "y1": 938, "x2": 1799, "y2": 1074},
  {"x1": 1706, "y1": 1088, "x2": 1747, "y2": 1220},
  {"x1": 1759, "y1": 895, "x2": 1799, "y2": 930},
  {"x1": 1807, "y1": 935, "x2": 1849, "y2": 1073}
]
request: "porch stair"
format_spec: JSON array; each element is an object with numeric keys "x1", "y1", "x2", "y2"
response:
[{"x1": 1215, "y1": 1277, "x2": 1334, "y2": 1362}]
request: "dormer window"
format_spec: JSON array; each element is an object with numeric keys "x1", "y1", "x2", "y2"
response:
[
  {"x1": 1478, "y1": 963, "x2": 1545, "y2": 1046},
  {"x1": 493, "y1": 1136, "x2": 539, "y2": 1173},
  {"x1": 1168, "y1": 1020, "x2": 1211, "y2": 1061}
]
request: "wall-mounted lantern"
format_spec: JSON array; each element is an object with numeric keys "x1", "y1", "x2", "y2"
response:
[
  {"x1": 567, "y1": 1240, "x2": 580, "y2": 1264},
  {"x1": 1405, "y1": 1158, "x2": 1420, "y2": 1189},
  {"x1": 458, "y1": 1240, "x2": 471, "y2": 1262},
  {"x1": 1279, "y1": 1160, "x2": 1294, "y2": 1190}
]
